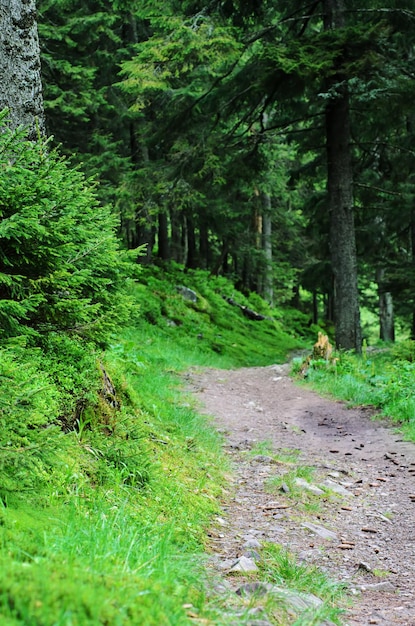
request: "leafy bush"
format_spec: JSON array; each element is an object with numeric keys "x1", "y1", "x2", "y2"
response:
[
  {"x1": 390, "y1": 340, "x2": 415, "y2": 362},
  {"x1": 0, "y1": 114, "x2": 134, "y2": 344}
]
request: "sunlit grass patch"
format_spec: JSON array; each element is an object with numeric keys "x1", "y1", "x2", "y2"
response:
[
  {"x1": 267, "y1": 465, "x2": 316, "y2": 494},
  {"x1": 296, "y1": 346, "x2": 415, "y2": 441},
  {"x1": 246, "y1": 443, "x2": 303, "y2": 467},
  {"x1": 274, "y1": 448, "x2": 302, "y2": 464},
  {"x1": 258, "y1": 543, "x2": 345, "y2": 625},
  {"x1": 247, "y1": 439, "x2": 274, "y2": 456}
]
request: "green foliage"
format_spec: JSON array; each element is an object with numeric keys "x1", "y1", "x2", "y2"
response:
[
  {"x1": 37, "y1": 333, "x2": 101, "y2": 429},
  {"x1": 128, "y1": 263, "x2": 306, "y2": 367},
  {"x1": 0, "y1": 347, "x2": 62, "y2": 497},
  {"x1": 120, "y1": 14, "x2": 241, "y2": 110},
  {"x1": 0, "y1": 255, "x2": 346, "y2": 624},
  {"x1": 0, "y1": 116, "x2": 133, "y2": 344},
  {"x1": 38, "y1": 0, "x2": 135, "y2": 207},
  {"x1": 390, "y1": 340, "x2": 415, "y2": 362},
  {"x1": 0, "y1": 325, "x2": 229, "y2": 625},
  {"x1": 298, "y1": 345, "x2": 415, "y2": 441}
]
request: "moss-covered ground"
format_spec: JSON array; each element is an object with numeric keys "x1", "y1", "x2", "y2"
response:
[{"x1": 0, "y1": 264, "x2": 339, "y2": 625}]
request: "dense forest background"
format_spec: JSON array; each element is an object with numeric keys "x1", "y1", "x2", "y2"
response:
[{"x1": 36, "y1": 0, "x2": 415, "y2": 350}]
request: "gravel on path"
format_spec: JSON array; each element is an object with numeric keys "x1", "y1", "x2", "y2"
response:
[{"x1": 187, "y1": 364, "x2": 415, "y2": 626}]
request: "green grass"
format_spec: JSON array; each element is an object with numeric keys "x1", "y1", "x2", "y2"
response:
[
  {"x1": 265, "y1": 465, "x2": 331, "y2": 515},
  {"x1": 258, "y1": 543, "x2": 345, "y2": 625},
  {"x1": 0, "y1": 264, "x2": 345, "y2": 625},
  {"x1": 132, "y1": 264, "x2": 309, "y2": 368},
  {"x1": 294, "y1": 341, "x2": 415, "y2": 441}
]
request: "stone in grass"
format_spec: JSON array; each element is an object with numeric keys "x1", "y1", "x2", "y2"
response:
[
  {"x1": 269, "y1": 588, "x2": 337, "y2": 625},
  {"x1": 252, "y1": 455, "x2": 274, "y2": 464},
  {"x1": 176, "y1": 285, "x2": 198, "y2": 302},
  {"x1": 270, "y1": 586, "x2": 323, "y2": 611},
  {"x1": 243, "y1": 549, "x2": 261, "y2": 561},
  {"x1": 235, "y1": 582, "x2": 269, "y2": 597},
  {"x1": 358, "y1": 581, "x2": 396, "y2": 593},
  {"x1": 295, "y1": 478, "x2": 325, "y2": 495},
  {"x1": 302, "y1": 522, "x2": 338, "y2": 540},
  {"x1": 323, "y1": 479, "x2": 352, "y2": 497},
  {"x1": 230, "y1": 555, "x2": 258, "y2": 572}
]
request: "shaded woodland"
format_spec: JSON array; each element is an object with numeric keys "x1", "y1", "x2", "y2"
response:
[{"x1": 2, "y1": 0, "x2": 415, "y2": 349}]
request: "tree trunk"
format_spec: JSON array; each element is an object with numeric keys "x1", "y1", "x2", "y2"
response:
[
  {"x1": 157, "y1": 211, "x2": 170, "y2": 261},
  {"x1": 170, "y1": 206, "x2": 183, "y2": 262},
  {"x1": 212, "y1": 240, "x2": 229, "y2": 276},
  {"x1": 411, "y1": 211, "x2": 415, "y2": 340},
  {"x1": 312, "y1": 290, "x2": 319, "y2": 325},
  {"x1": 134, "y1": 142, "x2": 155, "y2": 263},
  {"x1": 0, "y1": 0, "x2": 45, "y2": 139},
  {"x1": 199, "y1": 219, "x2": 209, "y2": 269},
  {"x1": 376, "y1": 268, "x2": 394, "y2": 342},
  {"x1": 324, "y1": 0, "x2": 362, "y2": 352},
  {"x1": 186, "y1": 215, "x2": 197, "y2": 269},
  {"x1": 262, "y1": 193, "x2": 274, "y2": 305}
]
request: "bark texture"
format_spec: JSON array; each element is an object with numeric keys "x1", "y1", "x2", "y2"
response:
[
  {"x1": 376, "y1": 268, "x2": 394, "y2": 342},
  {"x1": 261, "y1": 193, "x2": 273, "y2": 305},
  {"x1": 324, "y1": 0, "x2": 362, "y2": 352},
  {"x1": 0, "y1": 0, "x2": 45, "y2": 138}
]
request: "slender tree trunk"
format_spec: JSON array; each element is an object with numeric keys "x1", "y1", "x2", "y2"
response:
[
  {"x1": 181, "y1": 215, "x2": 188, "y2": 265},
  {"x1": 186, "y1": 215, "x2": 197, "y2": 269},
  {"x1": 411, "y1": 212, "x2": 415, "y2": 340},
  {"x1": 157, "y1": 211, "x2": 170, "y2": 261},
  {"x1": 0, "y1": 0, "x2": 45, "y2": 138},
  {"x1": 199, "y1": 219, "x2": 209, "y2": 269},
  {"x1": 212, "y1": 240, "x2": 229, "y2": 276},
  {"x1": 324, "y1": 0, "x2": 362, "y2": 352},
  {"x1": 170, "y1": 206, "x2": 183, "y2": 262},
  {"x1": 376, "y1": 268, "x2": 394, "y2": 342},
  {"x1": 262, "y1": 193, "x2": 274, "y2": 305},
  {"x1": 134, "y1": 142, "x2": 155, "y2": 263},
  {"x1": 312, "y1": 290, "x2": 319, "y2": 325}
]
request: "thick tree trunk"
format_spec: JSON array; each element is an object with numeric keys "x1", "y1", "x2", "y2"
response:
[
  {"x1": 262, "y1": 193, "x2": 274, "y2": 305},
  {"x1": 324, "y1": 0, "x2": 362, "y2": 352},
  {"x1": 0, "y1": 0, "x2": 45, "y2": 138}
]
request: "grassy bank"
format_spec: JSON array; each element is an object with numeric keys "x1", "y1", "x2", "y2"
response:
[
  {"x1": 293, "y1": 340, "x2": 415, "y2": 442},
  {"x1": 0, "y1": 265, "x2": 346, "y2": 625}
]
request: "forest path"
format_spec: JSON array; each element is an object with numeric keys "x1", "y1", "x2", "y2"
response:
[{"x1": 187, "y1": 364, "x2": 415, "y2": 625}]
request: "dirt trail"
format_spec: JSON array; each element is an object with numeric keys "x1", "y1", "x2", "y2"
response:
[{"x1": 187, "y1": 364, "x2": 415, "y2": 626}]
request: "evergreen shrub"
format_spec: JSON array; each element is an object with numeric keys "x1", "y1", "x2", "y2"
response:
[{"x1": 0, "y1": 113, "x2": 134, "y2": 344}]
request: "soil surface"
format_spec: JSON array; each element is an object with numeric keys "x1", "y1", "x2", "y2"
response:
[{"x1": 186, "y1": 364, "x2": 415, "y2": 626}]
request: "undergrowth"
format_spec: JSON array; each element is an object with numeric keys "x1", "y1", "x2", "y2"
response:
[
  {"x1": 132, "y1": 263, "x2": 312, "y2": 367},
  {"x1": 0, "y1": 264, "x2": 343, "y2": 625},
  {"x1": 293, "y1": 340, "x2": 415, "y2": 441}
]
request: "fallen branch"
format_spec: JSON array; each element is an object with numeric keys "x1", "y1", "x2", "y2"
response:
[{"x1": 222, "y1": 296, "x2": 270, "y2": 321}]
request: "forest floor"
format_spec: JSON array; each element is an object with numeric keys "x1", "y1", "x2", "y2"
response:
[{"x1": 186, "y1": 364, "x2": 415, "y2": 625}]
